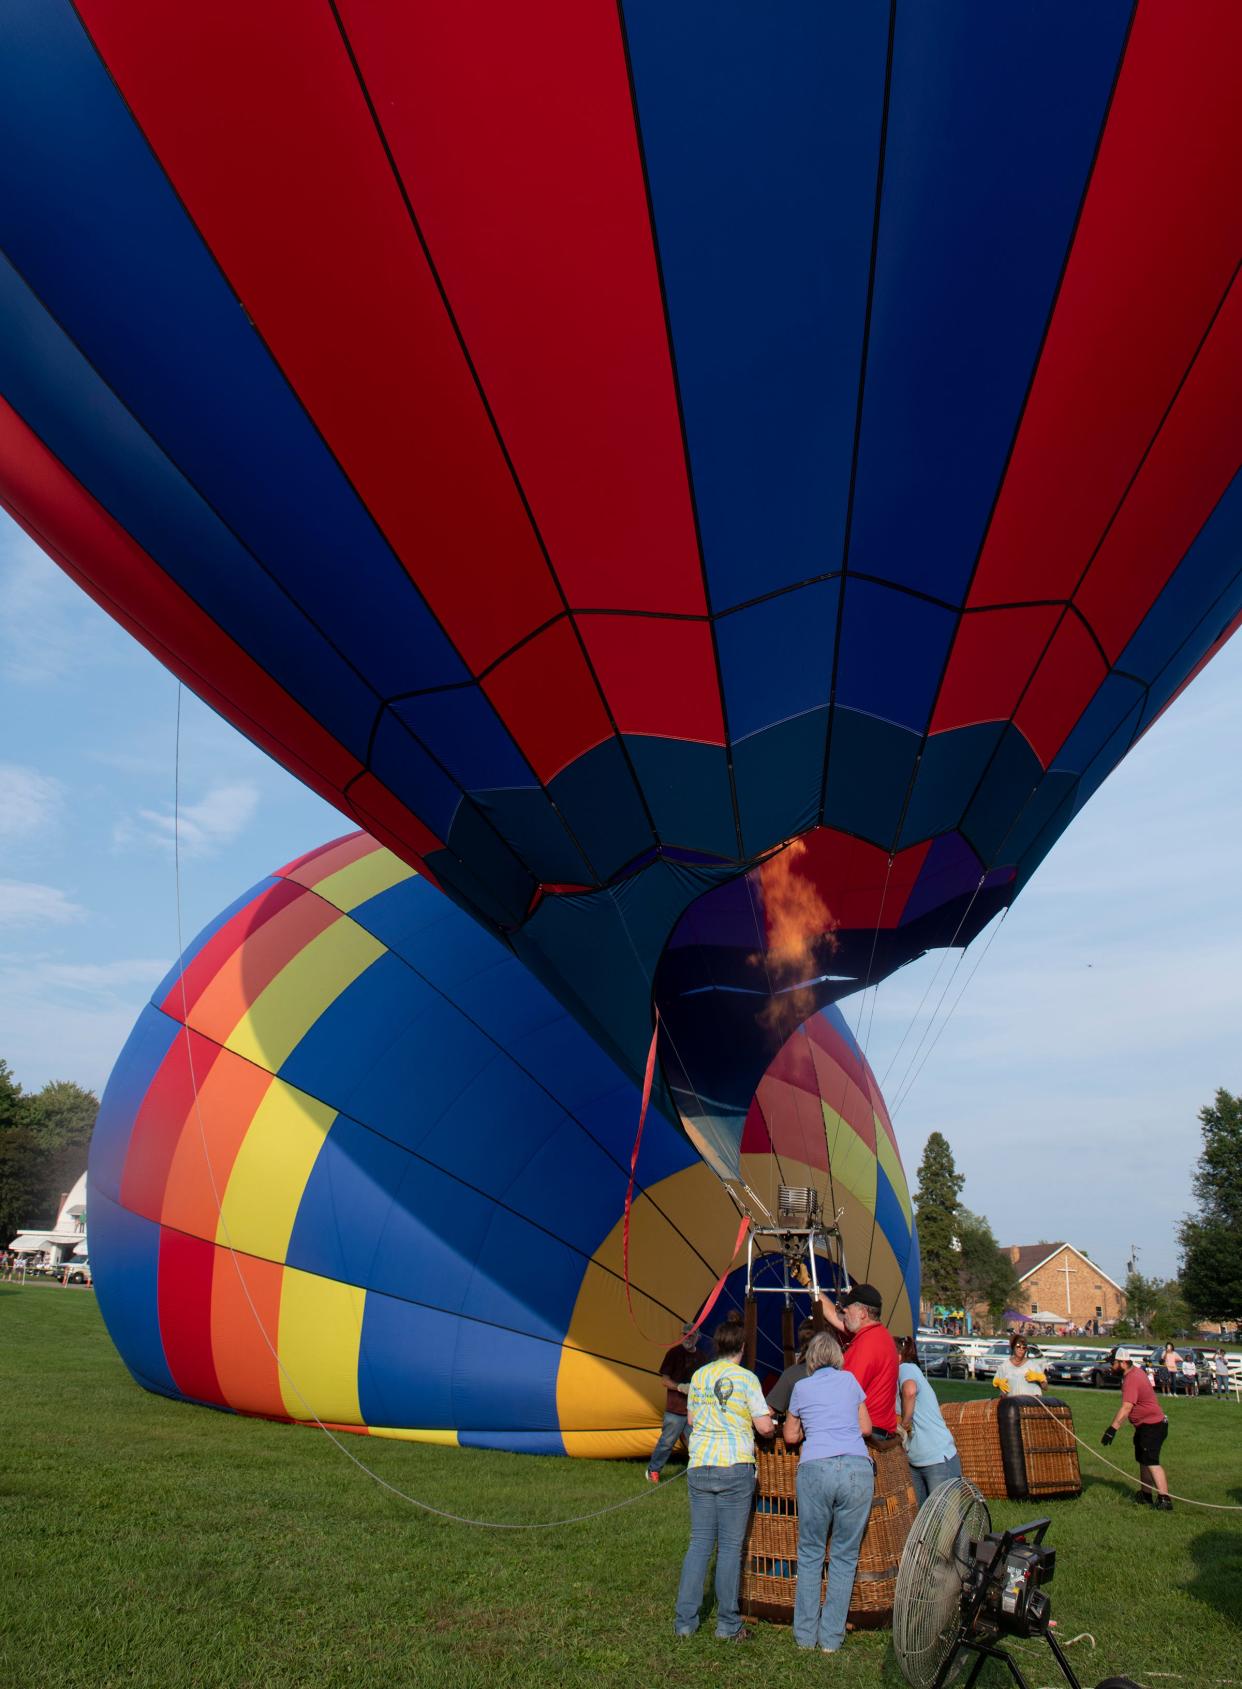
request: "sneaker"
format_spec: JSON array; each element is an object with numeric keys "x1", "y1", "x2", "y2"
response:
[
  {"x1": 645, "y1": 1470, "x2": 660, "y2": 1484},
  {"x1": 716, "y1": 1627, "x2": 755, "y2": 1642},
  {"x1": 1132, "y1": 1490, "x2": 1153, "y2": 1505},
  {"x1": 1155, "y1": 1495, "x2": 1174, "y2": 1511}
]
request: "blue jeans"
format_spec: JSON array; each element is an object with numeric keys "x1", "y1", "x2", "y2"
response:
[
  {"x1": 674, "y1": 1463, "x2": 756, "y2": 1637},
  {"x1": 649, "y1": 1411, "x2": 687, "y2": 1474},
  {"x1": 793, "y1": 1455, "x2": 874, "y2": 1650},
  {"x1": 910, "y1": 1452, "x2": 962, "y2": 1506}
]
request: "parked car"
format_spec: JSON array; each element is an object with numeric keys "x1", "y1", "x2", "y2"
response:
[
  {"x1": 50, "y1": 1259, "x2": 91, "y2": 1285},
  {"x1": 1083, "y1": 1346, "x2": 1150, "y2": 1387},
  {"x1": 912, "y1": 1338, "x2": 956, "y2": 1378},
  {"x1": 1042, "y1": 1347, "x2": 1108, "y2": 1388}
]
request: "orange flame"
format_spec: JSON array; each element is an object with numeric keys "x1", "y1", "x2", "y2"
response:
[{"x1": 750, "y1": 840, "x2": 839, "y2": 1039}]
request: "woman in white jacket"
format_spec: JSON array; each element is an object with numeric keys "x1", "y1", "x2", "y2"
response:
[{"x1": 992, "y1": 1335, "x2": 1046, "y2": 1397}]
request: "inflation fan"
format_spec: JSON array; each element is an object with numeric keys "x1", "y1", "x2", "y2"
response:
[{"x1": 892, "y1": 1478, "x2": 1142, "y2": 1689}]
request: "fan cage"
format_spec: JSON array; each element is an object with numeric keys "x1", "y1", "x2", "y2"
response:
[{"x1": 892, "y1": 1477, "x2": 989, "y2": 1689}]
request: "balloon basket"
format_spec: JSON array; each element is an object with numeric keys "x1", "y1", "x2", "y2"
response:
[
  {"x1": 940, "y1": 1397, "x2": 1081, "y2": 1501},
  {"x1": 741, "y1": 1438, "x2": 918, "y2": 1629}
]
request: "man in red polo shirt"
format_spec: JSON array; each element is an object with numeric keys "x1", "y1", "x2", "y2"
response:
[
  {"x1": 1102, "y1": 1348, "x2": 1172, "y2": 1510},
  {"x1": 818, "y1": 1281, "x2": 899, "y2": 1438}
]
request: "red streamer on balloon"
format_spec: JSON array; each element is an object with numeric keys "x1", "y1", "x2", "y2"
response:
[{"x1": 622, "y1": 1011, "x2": 751, "y2": 1344}]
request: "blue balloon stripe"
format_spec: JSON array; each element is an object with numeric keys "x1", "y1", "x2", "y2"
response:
[
  {"x1": 622, "y1": 0, "x2": 889, "y2": 611},
  {"x1": 847, "y1": 3, "x2": 1132, "y2": 604}
]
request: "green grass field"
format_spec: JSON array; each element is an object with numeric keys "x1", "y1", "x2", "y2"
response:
[{"x1": 2, "y1": 1285, "x2": 1238, "y2": 1688}]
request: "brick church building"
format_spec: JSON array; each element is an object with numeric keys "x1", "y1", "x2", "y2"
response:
[{"x1": 1003, "y1": 1242, "x2": 1126, "y2": 1330}]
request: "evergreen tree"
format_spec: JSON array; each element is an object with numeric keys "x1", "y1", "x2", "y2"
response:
[
  {"x1": 914, "y1": 1131, "x2": 964, "y2": 1309},
  {"x1": 0, "y1": 1062, "x2": 44, "y2": 1246},
  {"x1": 1180, "y1": 1087, "x2": 1242, "y2": 1322}
]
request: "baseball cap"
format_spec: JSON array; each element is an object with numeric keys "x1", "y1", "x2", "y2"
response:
[{"x1": 839, "y1": 1282, "x2": 883, "y2": 1312}]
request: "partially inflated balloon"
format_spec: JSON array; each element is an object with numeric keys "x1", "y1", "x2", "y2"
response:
[
  {"x1": 90, "y1": 834, "x2": 916, "y2": 1455},
  {"x1": 1, "y1": 2, "x2": 1239, "y2": 1120}
]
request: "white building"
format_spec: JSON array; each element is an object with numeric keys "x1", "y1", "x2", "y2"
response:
[{"x1": 8, "y1": 1170, "x2": 88, "y2": 1264}]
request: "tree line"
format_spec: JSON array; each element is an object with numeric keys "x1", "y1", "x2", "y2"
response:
[
  {"x1": 0, "y1": 1060, "x2": 99, "y2": 1249},
  {"x1": 912, "y1": 1131, "x2": 1020, "y2": 1326},
  {"x1": 912, "y1": 1086, "x2": 1242, "y2": 1336}
]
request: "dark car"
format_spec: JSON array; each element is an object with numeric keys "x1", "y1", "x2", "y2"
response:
[
  {"x1": 1042, "y1": 1347, "x2": 1108, "y2": 1387},
  {"x1": 913, "y1": 1338, "x2": 956, "y2": 1379},
  {"x1": 1084, "y1": 1346, "x2": 1151, "y2": 1387}
]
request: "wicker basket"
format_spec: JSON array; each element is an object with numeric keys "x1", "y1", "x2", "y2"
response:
[
  {"x1": 740, "y1": 1438, "x2": 918, "y2": 1629},
  {"x1": 940, "y1": 1399, "x2": 1009, "y2": 1498},
  {"x1": 941, "y1": 1396, "x2": 1081, "y2": 1500},
  {"x1": 1009, "y1": 1397, "x2": 1081, "y2": 1500}
]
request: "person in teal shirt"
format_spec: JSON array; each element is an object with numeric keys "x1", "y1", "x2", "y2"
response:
[{"x1": 897, "y1": 1336, "x2": 962, "y2": 1505}]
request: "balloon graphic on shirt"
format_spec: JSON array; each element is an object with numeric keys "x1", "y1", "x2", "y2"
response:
[
  {"x1": 88, "y1": 834, "x2": 917, "y2": 1455},
  {"x1": 2, "y1": 2, "x2": 1240, "y2": 1183}
]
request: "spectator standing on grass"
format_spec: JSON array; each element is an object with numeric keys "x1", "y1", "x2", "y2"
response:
[
  {"x1": 673, "y1": 1319, "x2": 773, "y2": 1642},
  {"x1": 1214, "y1": 1350, "x2": 1230, "y2": 1396},
  {"x1": 1102, "y1": 1348, "x2": 1172, "y2": 1510},
  {"x1": 783, "y1": 1332, "x2": 875, "y2": 1653},
  {"x1": 647, "y1": 1322, "x2": 711, "y2": 1483},
  {"x1": 1182, "y1": 1354, "x2": 1198, "y2": 1396},
  {"x1": 897, "y1": 1337, "x2": 962, "y2": 1504},
  {"x1": 992, "y1": 1335, "x2": 1046, "y2": 1397},
  {"x1": 816, "y1": 1281, "x2": 900, "y2": 1439}
]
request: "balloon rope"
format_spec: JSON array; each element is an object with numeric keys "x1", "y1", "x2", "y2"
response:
[
  {"x1": 620, "y1": 1012, "x2": 672, "y2": 1344},
  {"x1": 1030, "y1": 1396, "x2": 1242, "y2": 1511},
  {"x1": 684, "y1": 1214, "x2": 752, "y2": 1338},
  {"x1": 166, "y1": 686, "x2": 689, "y2": 1531}
]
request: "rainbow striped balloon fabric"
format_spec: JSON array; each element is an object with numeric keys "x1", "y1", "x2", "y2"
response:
[{"x1": 89, "y1": 833, "x2": 916, "y2": 1457}]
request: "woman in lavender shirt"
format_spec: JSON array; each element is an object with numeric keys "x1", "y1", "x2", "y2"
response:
[{"x1": 783, "y1": 1331, "x2": 875, "y2": 1652}]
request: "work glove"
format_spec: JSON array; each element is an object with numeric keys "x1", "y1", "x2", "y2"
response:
[
  {"x1": 1101, "y1": 1427, "x2": 1116, "y2": 1446},
  {"x1": 992, "y1": 1376, "x2": 1009, "y2": 1394}
]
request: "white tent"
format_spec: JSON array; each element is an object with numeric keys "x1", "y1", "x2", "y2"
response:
[{"x1": 1025, "y1": 1310, "x2": 1068, "y2": 1325}]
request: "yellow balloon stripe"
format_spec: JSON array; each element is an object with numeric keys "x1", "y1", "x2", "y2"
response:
[
  {"x1": 216, "y1": 1079, "x2": 335, "y2": 1260},
  {"x1": 278, "y1": 1265, "x2": 365, "y2": 1423},
  {"x1": 226, "y1": 917, "x2": 384, "y2": 1071},
  {"x1": 313, "y1": 851, "x2": 416, "y2": 914}
]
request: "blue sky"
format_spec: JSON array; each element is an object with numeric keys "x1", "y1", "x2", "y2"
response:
[{"x1": 2, "y1": 513, "x2": 1238, "y2": 1283}]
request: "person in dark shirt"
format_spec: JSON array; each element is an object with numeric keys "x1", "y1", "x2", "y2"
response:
[
  {"x1": 817, "y1": 1281, "x2": 900, "y2": 1438},
  {"x1": 647, "y1": 1322, "x2": 712, "y2": 1482},
  {"x1": 766, "y1": 1318, "x2": 818, "y2": 1417}
]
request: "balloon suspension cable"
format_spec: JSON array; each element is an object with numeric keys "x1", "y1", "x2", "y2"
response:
[
  {"x1": 166, "y1": 686, "x2": 690, "y2": 1531},
  {"x1": 888, "y1": 904, "x2": 1009, "y2": 1121}
]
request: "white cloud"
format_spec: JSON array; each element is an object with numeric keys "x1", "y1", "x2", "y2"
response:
[
  {"x1": 0, "y1": 534, "x2": 115, "y2": 686},
  {"x1": 113, "y1": 782, "x2": 260, "y2": 859},
  {"x1": 0, "y1": 763, "x2": 64, "y2": 839},
  {"x1": 0, "y1": 954, "x2": 168, "y2": 1092},
  {"x1": 0, "y1": 880, "x2": 85, "y2": 927},
  {"x1": 32, "y1": 959, "x2": 168, "y2": 994}
]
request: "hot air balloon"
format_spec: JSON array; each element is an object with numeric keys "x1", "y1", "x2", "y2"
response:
[
  {"x1": 91, "y1": 833, "x2": 916, "y2": 1454},
  {"x1": 2, "y1": 4, "x2": 1239, "y2": 1437}
]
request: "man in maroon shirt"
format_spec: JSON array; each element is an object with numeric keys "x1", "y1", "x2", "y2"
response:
[
  {"x1": 818, "y1": 1281, "x2": 899, "y2": 1438},
  {"x1": 646, "y1": 1323, "x2": 712, "y2": 1482},
  {"x1": 1102, "y1": 1348, "x2": 1172, "y2": 1509}
]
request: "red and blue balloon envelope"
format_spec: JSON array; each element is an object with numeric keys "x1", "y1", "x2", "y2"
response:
[{"x1": 1, "y1": 2, "x2": 1238, "y2": 1451}]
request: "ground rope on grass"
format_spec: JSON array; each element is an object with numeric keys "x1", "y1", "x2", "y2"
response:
[{"x1": 1032, "y1": 1396, "x2": 1242, "y2": 1511}]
